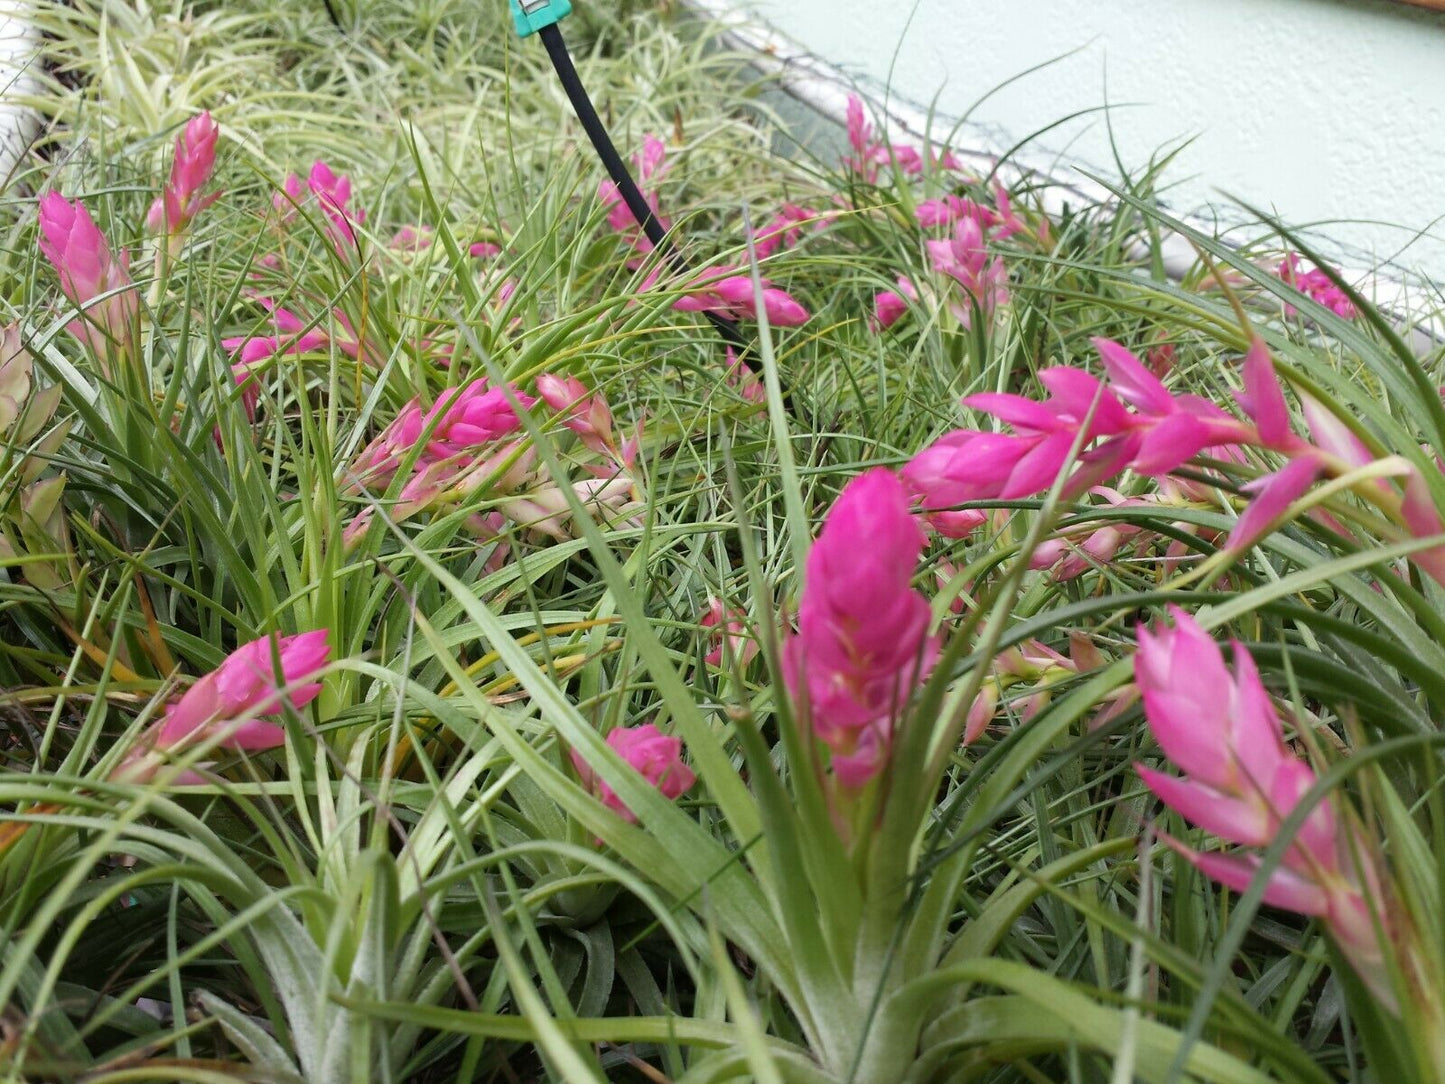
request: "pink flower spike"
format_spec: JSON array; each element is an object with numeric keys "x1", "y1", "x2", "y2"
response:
[
  {"x1": 147, "y1": 111, "x2": 221, "y2": 242},
  {"x1": 469, "y1": 240, "x2": 501, "y2": 259},
  {"x1": 914, "y1": 196, "x2": 977, "y2": 230},
  {"x1": 872, "y1": 276, "x2": 919, "y2": 332},
  {"x1": 1279, "y1": 253, "x2": 1358, "y2": 320},
  {"x1": 599, "y1": 135, "x2": 670, "y2": 252},
  {"x1": 37, "y1": 192, "x2": 137, "y2": 355},
  {"x1": 991, "y1": 182, "x2": 1032, "y2": 242},
  {"x1": 154, "y1": 631, "x2": 330, "y2": 752},
  {"x1": 1133, "y1": 608, "x2": 1287, "y2": 794},
  {"x1": 753, "y1": 203, "x2": 826, "y2": 258},
  {"x1": 389, "y1": 224, "x2": 434, "y2": 252},
  {"x1": 674, "y1": 267, "x2": 810, "y2": 327},
  {"x1": 926, "y1": 217, "x2": 1009, "y2": 327},
  {"x1": 783, "y1": 469, "x2": 938, "y2": 780},
  {"x1": 232, "y1": 360, "x2": 261, "y2": 422},
  {"x1": 1225, "y1": 454, "x2": 1324, "y2": 554},
  {"x1": 636, "y1": 134, "x2": 668, "y2": 183},
  {"x1": 873, "y1": 290, "x2": 910, "y2": 331},
  {"x1": 569, "y1": 723, "x2": 695, "y2": 823},
  {"x1": 306, "y1": 160, "x2": 364, "y2": 250}
]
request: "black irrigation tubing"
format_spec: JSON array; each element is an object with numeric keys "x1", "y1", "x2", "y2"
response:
[{"x1": 538, "y1": 22, "x2": 766, "y2": 377}]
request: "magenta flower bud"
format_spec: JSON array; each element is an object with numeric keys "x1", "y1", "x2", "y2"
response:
[
  {"x1": 570, "y1": 723, "x2": 695, "y2": 823},
  {"x1": 154, "y1": 631, "x2": 329, "y2": 753},
  {"x1": 38, "y1": 192, "x2": 137, "y2": 356}
]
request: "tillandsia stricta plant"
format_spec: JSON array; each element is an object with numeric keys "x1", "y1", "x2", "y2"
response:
[
  {"x1": 14, "y1": 0, "x2": 1445, "y2": 1080},
  {"x1": 1131, "y1": 607, "x2": 1445, "y2": 1079}
]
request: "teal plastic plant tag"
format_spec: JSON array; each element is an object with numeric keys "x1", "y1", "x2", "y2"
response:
[{"x1": 509, "y1": 0, "x2": 572, "y2": 37}]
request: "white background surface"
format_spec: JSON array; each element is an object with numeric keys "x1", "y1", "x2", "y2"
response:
[
  {"x1": 735, "y1": 0, "x2": 1445, "y2": 282},
  {"x1": 0, "y1": 6, "x2": 36, "y2": 180}
]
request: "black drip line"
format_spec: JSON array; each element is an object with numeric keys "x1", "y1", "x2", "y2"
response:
[{"x1": 539, "y1": 22, "x2": 764, "y2": 376}]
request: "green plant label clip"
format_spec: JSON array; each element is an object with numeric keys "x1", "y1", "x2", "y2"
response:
[{"x1": 509, "y1": 0, "x2": 572, "y2": 37}]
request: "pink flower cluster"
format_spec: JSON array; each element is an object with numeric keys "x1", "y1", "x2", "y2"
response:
[
  {"x1": 536, "y1": 374, "x2": 640, "y2": 469},
  {"x1": 1134, "y1": 609, "x2": 1393, "y2": 1006},
  {"x1": 221, "y1": 297, "x2": 366, "y2": 420},
  {"x1": 966, "y1": 634, "x2": 1131, "y2": 743},
  {"x1": 874, "y1": 215, "x2": 1010, "y2": 332},
  {"x1": 275, "y1": 160, "x2": 366, "y2": 254},
  {"x1": 903, "y1": 337, "x2": 1254, "y2": 538},
  {"x1": 37, "y1": 193, "x2": 138, "y2": 363},
  {"x1": 344, "y1": 375, "x2": 647, "y2": 549},
  {"x1": 1028, "y1": 483, "x2": 1222, "y2": 582},
  {"x1": 345, "y1": 378, "x2": 534, "y2": 532},
  {"x1": 913, "y1": 186, "x2": 1035, "y2": 244},
  {"x1": 117, "y1": 632, "x2": 330, "y2": 784},
  {"x1": 753, "y1": 203, "x2": 833, "y2": 259},
  {"x1": 783, "y1": 469, "x2": 939, "y2": 787},
  {"x1": 593, "y1": 136, "x2": 813, "y2": 327},
  {"x1": 902, "y1": 335, "x2": 1444, "y2": 570},
  {"x1": 1278, "y1": 253, "x2": 1357, "y2": 320},
  {"x1": 570, "y1": 723, "x2": 695, "y2": 824},
  {"x1": 845, "y1": 95, "x2": 962, "y2": 182},
  {"x1": 223, "y1": 297, "x2": 342, "y2": 365},
  {"x1": 600, "y1": 134, "x2": 670, "y2": 256},
  {"x1": 700, "y1": 598, "x2": 759, "y2": 668},
  {"x1": 146, "y1": 111, "x2": 221, "y2": 250}
]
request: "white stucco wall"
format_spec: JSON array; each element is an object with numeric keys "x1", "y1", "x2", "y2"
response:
[{"x1": 731, "y1": 0, "x2": 1445, "y2": 284}]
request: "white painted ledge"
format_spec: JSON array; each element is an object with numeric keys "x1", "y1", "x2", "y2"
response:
[{"x1": 688, "y1": 0, "x2": 1440, "y2": 347}]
